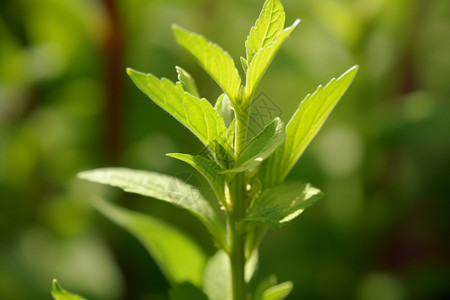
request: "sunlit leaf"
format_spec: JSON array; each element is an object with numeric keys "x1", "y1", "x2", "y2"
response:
[
  {"x1": 78, "y1": 168, "x2": 226, "y2": 249},
  {"x1": 260, "y1": 281, "x2": 293, "y2": 300},
  {"x1": 244, "y1": 19, "x2": 300, "y2": 100},
  {"x1": 51, "y1": 279, "x2": 87, "y2": 300},
  {"x1": 259, "y1": 65, "x2": 358, "y2": 187},
  {"x1": 172, "y1": 25, "x2": 241, "y2": 102},
  {"x1": 127, "y1": 68, "x2": 227, "y2": 162},
  {"x1": 244, "y1": 181, "x2": 323, "y2": 228},
  {"x1": 94, "y1": 198, "x2": 206, "y2": 285},
  {"x1": 253, "y1": 276, "x2": 293, "y2": 300},
  {"x1": 176, "y1": 66, "x2": 199, "y2": 97},
  {"x1": 226, "y1": 117, "x2": 285, "y2": 172},
  {"x1": 245, "y1": 0, "x2": 285, "y2": 63}
]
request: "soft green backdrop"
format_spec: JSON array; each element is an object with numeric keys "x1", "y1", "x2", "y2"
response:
[{"x1": 1, "y1": 0, "x2": 449, "y2": 299}]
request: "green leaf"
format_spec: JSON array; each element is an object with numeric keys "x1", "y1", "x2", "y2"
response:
[
  {"x1": 215, "y1": 93, "x2": 235, "y2": 128},
  {"x1": 253, "y1": 276, "x2": 293, "y2": 300},
  {"x1": 259, "y1": 65, "x2": 358, "y2": 187},
  {"x1": 172, "y1": 24, "x2": 241, "y2": 102},
  {"x1": 78, "y1": 168, "x2": 226, "y2": 249},
  {"x1": 202, "y1": 249, "x2": 258, "y2": 300},
  {"x1": 226, "y1": 117, "x2": 285, "y2": 173},
  {"x1": 261, "y1": 281, "x2": 293, "y2": 300},
  {"x1": 166, "y1": 153, "x2": 226, "y2": 207},
  {"x1": 169, "y1": 282, "x2": 210, "y2": 300},
  {"x1": 244, "y1": 19, "x2": 300, "y2": 100},
  {"x1": 244, "y1": 181, "x2": 323, "y2": 229},
  {"x1": 94, "y1": 198, "x2": 206, "y2": 286},
  {"x1": 245, "y1": 0, "x2": 285, "y2": 64},
  {"x1": 51, "y1": 279, "x2": 87, "y2": 300},
  {"x1": 240, "y1": 56, "x2": 248, "y2": 73},
  {"x1": 203, "y1": 250, "x2": 230, "y2": 300},
  {"x1": 176, "y1": 66, "x2": 199, "y2": 97},
  {"x1": 127, "y1": 68, "x2": 227, "y2": 159}
]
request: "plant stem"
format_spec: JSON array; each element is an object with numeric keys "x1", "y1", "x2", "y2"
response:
[
  {"x1": 228, "y1": 107, "x2": 251, "y2": 300},
  {"x1": 228, "y1": 173, "x2": 247, "y2": 300}
]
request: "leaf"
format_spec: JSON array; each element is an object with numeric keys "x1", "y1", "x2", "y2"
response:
[
  {"x1": 51, "y1": 279, "x2": 87, "y2": 300},
  {"x1": 226, "y1": 117, "x2": 285, "y2": 173},
  {"x1": 215, "y1": 93, "x2": 235, "y2": 128},
  {"x1": 253, "y1": 276, "x2": 293, "y2": 300},
  {"x1": 244, "y1": 19, "x2": 300, "y2": 100},
  {"x1": 169, "y1": 282, "x2": 210, "y2": 300},
  {"x1": 166, "y1": 153, "x2": 226, "y2": 207},
  {"x1": 245, "y1": 249, "x2": 259, "y2": 283},
  {"x1": 78, "y1": 168, "x2": 226, "y2": 249},
  {"x1": 240, "y1": 56, "x2": 248, "y2": 73},
  {"x1": 127, "y1": 68, "x2": 227, "y2": 160},
  {"x1": 243, "y1": 181, "x2": 323, "y2": 229},
  {"x1": 176, "y1": 66, "x2": 199, "y2": 97},
  {"x1": 94, "y1": 198, "x2": 206, "y2": 286},
  {"x1": 245, "y1": 0, "x2": 285, "y2": 64},
  {"x1": 203, "y1": 250, "x2": 230, "y2": 300},
  {"x1": 259, "y1": 65, "x2": 358, "y2": 187},
  {"x1": 172, "y1": 25, "x2": 241, "y2": 102},
  {"x1": 261, "y1": 281, "x2": 293, "y2": 300}
]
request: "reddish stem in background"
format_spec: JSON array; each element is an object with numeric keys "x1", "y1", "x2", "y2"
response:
[{"x1": 103, "y1": 0, "x2": 122, "y2": 163}]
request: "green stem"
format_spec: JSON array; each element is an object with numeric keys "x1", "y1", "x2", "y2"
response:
[
  {"x1": 228, "y1": 173, "x2": 247, "y2": 300},
  {"x1": 227, "y1": 105, "x2": 250, "y2": 300}
]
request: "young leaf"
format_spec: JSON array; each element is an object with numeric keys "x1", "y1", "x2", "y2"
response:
[
  {"x1": 166, "y1": 153, "x2": 226, "y2": 207},
  {"x1": 226, "y1": 117, "x2": 285, "y2": 173},
  {"x1": 94, "y1": 198, "x2": 206, "y2": 286},
  {"x1": 245, "y1": 0, "x2": 285, "y2": 63},
  {"x1": 51, "y1": 279, "x2": 87, "y2": 300},
  {"x1": 127, "y1": 68, "x2": 227, "y2": 158},
  {"x1": 78, "y1": 168, "x2": 226, "y2": 249},
  {"x1": 243, "y1": 181, "x2": 323, "y2": 229},
  {"x1": 260, "y1": 281, "x2": 293, "y2": 300},
  {"x1": 244, "y1": 19, "x2": 300, "y2": 100},
  {"x1": 172, "y1": 25, "x2": 241, "y2": 102},
  {"x1": 176, "y1": 66, "x2": 199, "y2": 97},
  {"x1": 169, "y1": 282, "x2": 210, "y2": 300},
  {"x1": 203, "y1": 250, "x2": 230, "y2": 300},
  {"x1": 214, "y1": 93, "x2": 235, "y2": 127},
  {"x1": 240, "y1": 56, "x2": 248, "y2": 73},
  {"x1": 259, "y1": 65, "x2": 358, "y2": 187}
]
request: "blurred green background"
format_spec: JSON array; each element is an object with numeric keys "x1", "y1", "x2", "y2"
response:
[{"x1": 1, "y1": 0, "x2": 449, "y2": 299}]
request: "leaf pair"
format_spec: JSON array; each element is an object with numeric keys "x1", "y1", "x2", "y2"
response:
[{"x1": 243, "y1": 0, "x2": 300, "y2": 102}]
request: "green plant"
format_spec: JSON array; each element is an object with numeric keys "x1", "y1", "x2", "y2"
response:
[{"x1": 51, "y1": 0, "x2": 357, "y2": 299}]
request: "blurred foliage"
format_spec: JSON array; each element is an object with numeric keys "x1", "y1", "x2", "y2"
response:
[{"x1": 0, "y1": 0, "x2": 449, "y2": 299}]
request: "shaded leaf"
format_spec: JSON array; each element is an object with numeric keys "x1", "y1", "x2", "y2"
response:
[
  {"x1": 172, "y1": 25, "x2": 241, "y2": 102},
  {"x1": 215, "y1": 93, "x2": 235, "y2": 128},
  {"x1": 259, "y1": 66, "x2": 358, "y2": 187},
  {"x1": 169, "y1": 282, "x2": 210, "y2": 300},
  {"x1": 94, "y1": 198, "x2": 206, "y2": 285},
  {"x1": 203, "y1": 250, "x2": 230, "y2": 300},
  {"x1": 78, "y1": 168, "x2": 226, "y2": 249},
  {"x1": 245, "y1": 0, "x2": 285, "y2": 63},
  {"x1": 244, "y1": 19, "x2": 300, "y2": 100},
  {"x1": 127, "y1": 68, "x2": 227, "y2": 161},
  {"x1": 166, "y1": 153, "x2": 226, "y2": 206},
  {"x1": 226, "y1": 117, "x2": 285, "y2": 172},
  {"x1": 176, "y1": 66, "x2": 199, "y2": 97},
  {"x1": 244, "y1": 181, "x2": 323, "y2": 228},
  {"x1": 51, "y1": 279, "x2": 87, "y2": 300}
]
